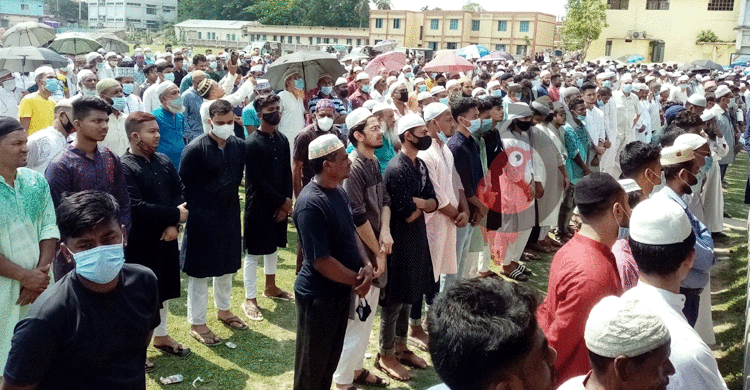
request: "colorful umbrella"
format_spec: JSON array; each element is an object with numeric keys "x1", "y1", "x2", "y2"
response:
[
  {"x1": 422, "y1": 52, "x2": 475, "y2": 74},
  {"x1": 48, "y1": 32, "x2": 102, "y2": 55},
  {"x1": 364, "y1": 51, "x2": 406, "y2": 77},
  {"x1": 0, "y1": 22, "x2": 56, "y2": 47},
  {"x1": 264, "y1": 51, "x2": 346, "y2": 91},
  {"x1": 456, "y1": 44, "x2": 491, "y2": 60}
]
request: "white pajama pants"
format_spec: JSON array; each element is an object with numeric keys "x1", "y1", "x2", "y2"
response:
[
  {"x1": 186, "y1": 274, "x2": 234, "y2": 325},
  {"x1": 244, "y1": 252, "x2": 279, "y2": 299},
  {"x1": 332, "y1": 286, "x2": 381, "y2": 385},
  {"x1": 154, "y1": 301, "x2": 170, "y2": 337}
]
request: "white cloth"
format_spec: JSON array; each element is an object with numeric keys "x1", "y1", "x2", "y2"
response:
[
  {"x1": 669, "y1": 86, "x2": 688, "y2": 105},
  {"x1": 649, "y1": 98, "x2": 661, "y2": 134},
  {"x1": 142, "y1": 79, "x2": 163, "y2": 113},
  {"x1": 585, "y1": 106, "x2": 606, "y2": 145},
  {"x1": 243, "y1": 252, "x2": 279, "y2": 300},
  {"x1": 600, "y1": 99, "x2": 620, "y2": 177},
  {"x1": 695, "y1": 278, "x2": 716, "y2": 346},
  {"x1": 101, "y1": 112, "x2": 129, "y2": 157},
  {"x1": 199, "y1": 79, "x2": 255, "y2": 135},
  {"x1": 612, "y1": 91, "x2": 640, "y2": 155},
  {"x1": 332, "y1": 285, "x2": 381, "y2": 385},
  {"x1": 186, "y1": 274, "x2": 234, "y2": 325},
  {"x1": 370, "y1": 88, "x2": 386, "y2": 103},
  {"x1": 634, "y1": 100, "x2": 652, "y2": 144},
  {"x1": 154, "y1": 302, "x2": 169, "y2": 337},
  {"x1": 0, "y1": 86, "x2": 22, "y2": 119},
  {"x1": 702, "y1": 136, "x2": 729, "y2": 232},
  {"x1": 277, "y1": 90, "x2": 306, "y2": 158},
  {"x1": 99, "y1": 64, "x2": 116, "y2": 80},
  {"x1": 123, "y1": 94, "x2": 144, "y2": 114},
  {"x1": 557, "y1": 373, "x2": 588, "y2": 390},
  {"x1": 25, "y1": 126, "x2": 68, "y2": 173},
  {"x1": 417, "y1": 140, "x2": 460, "y2": 281},
  {"x1": 622, "y1": 283, "x2": 727, "y2": 390}
]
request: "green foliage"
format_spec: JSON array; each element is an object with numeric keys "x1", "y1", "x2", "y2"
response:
[
  {"x1": 178, "y1": 0, "x2": 257, "y2": 22},
  {"x1": 561, "y1": 0, "x2": 608, "y2": 58},
  {"x1": 696, "y1": 29, "x2": 720, "y2": 44},
  {"x1": 374, "y1": 0, "x2": 392, "y2": 10},
  {"x1": 244, "y1": 0, "x2": 366, "y2": 28},
  {"x1": 462, "y1": 1, "x2": 485, "y2": 11}
]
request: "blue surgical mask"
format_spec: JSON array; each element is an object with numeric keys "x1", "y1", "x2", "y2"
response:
[
  {"x1": 164, "y1": 73, "x2": 175, "y2": 82},
  {"x1": 439, "y1": 97, "x2": 449, "y2": 105},
  {"x1": 597, "y1": 99, "x2": 604, "y2": 107},
  {"x1": 618, "y1": 227, "x2": 629, "y2": 240},
  {"x1": 405, "y1": 72, "x2": 413, "y2": 79},
  {"x1": 480, "y1": 118, "x2": 493, "y2": 132},
  {"x1": 97, "y1": 62, "x2": 104, "y2": 70},
  {"x1": 169, "y1": 96, "x2": 183, "y2": 110},
  {"x1": 70, "y1": 241, "x2": 126, "y2": 284},
  {"x1": 467, "y1": 118, "x2": 481, "y2": 133},
  {"x1": 320, "y1": 86, "x2": 333, "y2": 95},
  {"x1": 209, "y1": 61, "x2": 217, "y2": 69},
  {"x1": 361, "y1": 84, "x2": 371, "y2": 93},
  {"x1": 83, "y1": 88, "x2": 97, "y2": 97},
  {"x1": 622, "y1": 84, "x2": 633, "y2": 93},
  {"x1": 437, "y1": 131, "x2": 449, "y2": 143},
  {"x1": 419, "y1": 84, "x2": 427, "y2": 92},
  {"x1": 45, "y1": 78, "x2": 61, "y2": 93},
  {"x1": 576, "y1": 78, "x2": 583, "y2": 87},
  {"x1": 602, "y1": 80, "x2": 612, "y2": 88},
  {"x1": 514, "y1": 92, "x2": 523, "y2": 100},
  {"x1": 122, "y1": 83, "x2": 135, "y2": 95},
  {"x1": 294, "y1": 78, "x2": 305, "y2": 90},
  {"x1": 491, "y1": 89, "x2": 502, "y2": 97},
  {"x1": 111, "y1": 96, "x2": 127, "y2": 111},
  {"x1": 577, "y1": 114, "x2": 586, "y2": 123}
]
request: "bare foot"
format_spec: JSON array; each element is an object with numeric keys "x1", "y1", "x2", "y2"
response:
[
  {"x1": 377, "y1": 354, "x2": 411, "y2": 381},
  {"x1": 218, "y1": 309, "x2": 248, "y2": 330},
  {"x1": 408, "y1": 325, "x2": 429, "y2": 351},
  {"x1": 395, "y1": 346, "x2": 428, "y2": 369}
]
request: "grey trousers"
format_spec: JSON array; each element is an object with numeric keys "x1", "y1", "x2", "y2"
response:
[{"x1": 379, "y1": 302, "x2": 411, "y2": 356}]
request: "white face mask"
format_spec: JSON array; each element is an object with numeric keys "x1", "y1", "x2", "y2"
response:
[
  {"x1": 2, "y1": 79, "x2": 15, "y2": 91},
  {"x1": 317, "y1": 116, "x2": 333, "y2": 132},
  {"x1": 211, "y1": 123, "x2": 234, "y2": 140}
]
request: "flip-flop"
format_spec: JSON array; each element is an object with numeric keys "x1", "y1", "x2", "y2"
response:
[
  {"x1": 190, "y1": 329, "x2": 222, "y2": 347},
  {"x1": 218, "y1": 315, "x2": 248, "y2": 330},
  {"x1": 353, "y1": 368, "x2": 389, "y2": 388},
  {"x1": 242, "y1": 302, "x2": 264, "y2": 321},
  {"x1": 154, "y1": 343, "x2": 192, "y2": 357},
  {"x1": 374, "y1": 354, "x2": 411, "y2": 382},
  {"x1": 266, "y1": 290, "x2": 295, "y2": 302},
  {"x1": 503, "y1": 268, "x2": 529, "y2": 281},
  {"x1": 396, "y1": 350, "x2": 427, "y2": 370},
  {"x1": 515, "y1": 263, "x2": 532, "y2": 275},
  {"x1": 145, "y1": 361, "x2": 155, "y2": 373}
]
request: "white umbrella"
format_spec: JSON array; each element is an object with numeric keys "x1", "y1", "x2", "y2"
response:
[
  {"x1": 0, "y1": 46, "x2": 68, "y2": 73},
  {"x1": 0, "y1": 22, "x2": 56, "y2": 47},
  {"x1": 48, "y1": 32, "x2": 101, "y2": 55},
  {"x1": 95, "y1": 34, "x2": 129, "y2": 54},
  {"x1": 264, "y1": 51, "x2": 346, "y2": 91}
]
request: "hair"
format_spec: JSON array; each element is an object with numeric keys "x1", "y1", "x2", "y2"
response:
[
  {"x1": 192, "y1": 54, "x2": 207, "y2": 66},
  {"x1": 629, "y1": 230, "x2": 696, "y2": 276},
  {"x1": 597, "y1": 86, "x2": 612, "y2": 97},
  {"x1": 208, "y1": 99, "x2": 233, "y2": 118},
  {"x1": 660, "y1": 127, "x2": 686, "y2": 147},
  {"x1": 156, "y1": 62, "x2": 173, "y2": 73},
  {"x1": 580, "y1": 82, "x2": 597, "y2": 93},
  {"x1": 72, "y1": 96, "x2": 112, "y2": 121},
  {"x1": 487, "y1": 96, "x2": 503, "y2": 108},
  {"x1": 674, "y1": 110, "x2": 703, "y2": 130},
  {"x1": 428, "y1": 278, "x2": 541, "y2": 390},
  {"x1": 662, "y1": 160, "x2": 693, "y2": 181},
  {"x1": 577, "y1": 187, "x2": 625, "y2": 219},
  {"x1": 499, "y1": 73, "x2": 513, "y2": 82},
  {"x1": 56, "y1": 191, "x2": 120, "y2": 241},
  {"x1": 450, "y1": 97, "x2": 478, "y2": 121},
  {"x1": 143, "y1": 64, "x2": 157, "y2": 76},
  {"x1": 476, "y1": 98, "x2": 493, "y2": 113},
  {"x1": 174, "y1": 56, "x2": 184, "y2": 63},
  {"x1": 619, "y1": 141, "x2": 661, "y2": 179},
  {"x1": 124, "y1": 111, "x2": 156, "y2": 137},
  {"x1": 626, "y1": 190, "x2": 644, "y2": 209},
  {"x1": 704, "y1": 92, "x2": 716, "y2": 104},
  {"x1": 347, "y1": 120, "x2": 369, "y2": 147},
  {"x1": 568, "y1": 96, "x2": 585, "y2": 111},
  {"x1": 588, "y1": 344, "x2": 667, "y2": 374},
  {"x1": 253, "y1": 93, "x2": 280, "y2": 113},
  {"x1": 310, "y1": 152, "x2": 338, "y2": 174}
]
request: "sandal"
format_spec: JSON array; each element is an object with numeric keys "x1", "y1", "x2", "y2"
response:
[
  {"x1": 190, "y1": 329, "x2": 222, "y2": 347},
  {"x1": 218, "y1": 315, "x2": 248, "y2": 330},
  {"x1": 523, "y1": 251, "x2": 541, "y2": 261},
  {"x1": 374, "y1": 353, "x2": 411, "y2": 382},
  {"x1": 515, "y1": 263, "x2": 532, "y2": 275},
  {"x1": 353, "y1": 369, "x2": 389, "y2": 388},
  {"x1": 503, "y1": 267, "x2": 529, "y2": 281},
  {"x1": 154, "y1": 343, "x2": 192, "y2": 357},
  {"x1": 145, "y1": 360, "x2": 155, "y2": 373},
  {"x1": 396, "y1": 350, "x2": 427, "y2": 369},
  {"x1": 266, "y1": 290, "x2": 295, "y2": 302},
  {"x1": 242, "y1": 302, "x2": 264, "y2": 321}
]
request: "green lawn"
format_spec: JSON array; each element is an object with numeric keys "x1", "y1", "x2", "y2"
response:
[{"x1": 146, "y1": 153, "x2": 750, "y2": 390}]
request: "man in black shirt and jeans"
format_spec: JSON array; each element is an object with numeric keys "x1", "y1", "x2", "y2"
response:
[
  {"x1": 293, "y1": 133, "x2": 374, "y2": 390},
  {"x1": 2, "y1": 191, "x2": 160, "y2": 390}
]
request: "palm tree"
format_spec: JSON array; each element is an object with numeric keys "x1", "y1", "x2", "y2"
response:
[
  {"x1": 374, "y1": 0, "x2": 392, "y2": 10},
  {"x1": 355, "y1": 0, "x2": 370, "y2": 28}
]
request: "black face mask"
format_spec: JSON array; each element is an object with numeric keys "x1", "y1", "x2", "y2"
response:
[
  {"x1": 356, "y1": 298, "x2": 371, "y2": 322},
  {"x1": 437, "y1": 81, "x2": 446, "y2": 87},
  {"x1": 515, "y1": 120, "x2": 532, "y2": 131},
  {"x1": 396, "y1": 91, "x2": 409, "y2": 103},
  {"x1": 410, "y1": 132, "x2": 432, "y2": 150},
  {"x1": 262, "y1": 111, "x2": 281, "y2": 125},
  {"x1": 61, "y1": 113, "x2": 75, "y2": 133},
  {"x1": 338, "y1": 88, "x2": 349, "y2": 98}
]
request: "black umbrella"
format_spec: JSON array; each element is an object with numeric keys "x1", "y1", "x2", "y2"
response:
[{"x1": 691, "y1": 59, "x2": 725, "y2": 72}]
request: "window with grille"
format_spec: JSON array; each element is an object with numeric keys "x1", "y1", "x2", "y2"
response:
[
  {"x1": 520, "y1": 21, "x2": 529, "y2": 32},
  {"x1": 646, "y1": 0, "x2": 669, "y2": 9},
  {"x1": 516, "y1": 45, "x2": 527, "y2": 55},
  {"x1": 608, "y1": 0, "x2": 629, "y2": 9},
  {"x1": 707, "y1": 0, "x2": 733, "y2": 10},
  {"x1": 472, "y1": 20, "x2": 480, "y2": 31},
  {"x1": 495, "y1": 44, "x2": 506, "y2": 51},
  {"x1": 449, "y1": 19, "x2": 458, "y2": 30},
  {"x1": 375, "y1": 18, "x2": 383, "y2": 28},
  {"x1": 431, "y1": 19, "x2": 439, "y2": 30},
  {"x1": 497, "y1": 20, "x2": 507, "y2": 31},
  {"x1": 393, "y1": 19, "x2": 401, "y2": 29},
  {"x1": 446, "y1": 42, "x2": 457, "y2": 49}
]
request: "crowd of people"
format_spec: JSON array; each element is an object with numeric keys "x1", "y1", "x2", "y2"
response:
[{"x1": 0, "y1": 41, "x2": 745, "y2": 390}]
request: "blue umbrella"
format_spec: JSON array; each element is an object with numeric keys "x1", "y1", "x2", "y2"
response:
[
  {"x1": 626, "y1": 54, "x2": 644, "y2": 63},
  {"x1": 457, "y1": 45, "x2": 491, "y2": 60}
]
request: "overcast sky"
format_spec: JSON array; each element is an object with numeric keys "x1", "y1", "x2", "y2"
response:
[{"x1": 389, "y1": 0, "x2": 567, "y2": 17}]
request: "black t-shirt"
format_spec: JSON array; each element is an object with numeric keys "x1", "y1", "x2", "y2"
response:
[
  {"x1": 293, "y1": 181, "x2": 364, "y2": 298},
  {"x1": 3, "y1": 264, "x2": 160, "y2": 390}
]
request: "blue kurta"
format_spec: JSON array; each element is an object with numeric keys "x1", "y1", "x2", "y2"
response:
[{"x1": 153, "y1": 107, "x2": 186, "y2": 169}]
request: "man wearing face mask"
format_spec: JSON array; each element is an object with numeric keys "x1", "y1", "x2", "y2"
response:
[
  {"x1": 243, "y1": 94, "x2": 294, "y2": 322},
  {"x1": 100, "y1": 52, "x2": 118, "y2": 80},
  {"x1": 612, "y1": 74, "x2": 640, "y2": 168},
  {"x1": 619, "y1": 141, "x2": 662, "y2": 197},
  {"x1": 293, "y1": 99, "x2": 347, "y2": 198},
  {"x1": 389, "y1": 81, "x2": 413, "y2": 121},
  {"x1": 75, "y1": 69, "x2": 98, "y2": 99},
  {"x1": 711, "y1": 85, "x2": 736, "y2": 184},
  {"x1": 0, "y1": 70, "x2": 22, "y2": 119},
  {"x1": 349, "y1": 72, "x2": 372, "y2": 110},
  {"x1": 2, "y1": 190, "x2": 160, "y2": 389},
  {"x1": 97, "y1": 78, "x2": 130, "y2": 156},
  {"x1": 180, "y1": 99, "x2": 248, "y2": 346},
  {"x1": 18, "y1": 67, "x2": 58, "y2": 135},
  {"x1": 153, "y1": 82, "x2": 185, "y2": 169},
  {"x1": 26, "y1": 98, "x2": 75, "y2": 173},
  {"x1": 143, "y1": 62, "x2": 174, "y2": 113},
  {"x1": 308, "y1": 74, "x2": 347, "y2": 121},
  {"x1": 115, "y1": 64, "x2": 144, "y2": 114},
  {"x1": 653, "y1": 145, "x2": 715, "y2": 327}
]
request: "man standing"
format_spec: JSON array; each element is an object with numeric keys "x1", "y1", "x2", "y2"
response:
[
  {"x1": 152, "y1": 81, "x2": 185, "y2": 169},
  {"x1": 308, "y1": 74, "x2": 347, "y2": 120},
  {"x1": 181, "y1": 70, "x2": 206, "y2": 144},
  {"x1": 25, "y1": 98, "x2": 74, "y2": 174},
  {"x1": 179, "y1": 54, "x2": 209, "y2": 94},
  {"x1": 0, "y1": 117, "x2": 59, "y2": 373},
  {"x1": 619, "y1": 141, "x2": 662, "y2": 197},
  {"x1": 712, "y1": 85, "x2": 735, "y2": 183},
  {"x1": 349, "y1": 72, "x2": 372, "y2": 110},
  {"x1": 538, "y1": 172, "x2": 629, "y2": 387},
  {"x1": 243, "y1": 94, "x2": 294, "y2": 322},
  {"x1": 293, "y1": 133, "x2": 373, "y2": 390},
  {"x1": 2, "y1": 191, "x2": 159, "y2": 389},
  {"x1": 0, "y1": 70, "x2": 23, "y2": 119},
  {"x1": 97, "y1": 78, "x2": 130, "y2": 156},
  {"x1": 559, "y1": 97, "x2": 592, "y2": 241},
  {"x1": 18, "y1": 67, "x2": 58, "y2": 135},
  {"x1": 180, "y1": 99, "x2": 248, "y2": 346},
  {"x1": 121, "y1": 112, "x2": 191, "y2": 360},
  {"x1": 612, "y1": 74, "x2": 640, "y2": 171}
]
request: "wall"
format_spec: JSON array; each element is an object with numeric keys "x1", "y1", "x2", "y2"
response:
[
  {"x1": 0, "y1": 0, "x2": 44, "y2": 17},
  {"x1": 89, "y1": 0, "x2": 178, "y2": 29}
]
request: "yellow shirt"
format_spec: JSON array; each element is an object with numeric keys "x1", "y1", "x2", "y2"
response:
[{"x1": 18, "y1": 92, "x2": 55, "y2": 135}]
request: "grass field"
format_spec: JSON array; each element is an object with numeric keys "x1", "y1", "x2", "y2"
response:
[{"x1": 145, "y1": 152, "x2": 750, "y2": 390}]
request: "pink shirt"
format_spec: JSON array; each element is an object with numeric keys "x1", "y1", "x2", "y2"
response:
[{"x1": 612, "y1": 238, "x2": 640, "y2": 291}]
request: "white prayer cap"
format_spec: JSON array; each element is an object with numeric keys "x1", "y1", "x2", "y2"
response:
[
  {"x1": 155, "y1": 80, "x2": 177, "y2": 97},
  {"x1": 206, "y1": 54, "x2": 217, "y2": 61},
  {"x1": 371, "y1": 102, "x2": 392, "y2": 114},
  {"x1": 678, "y1": 75, "x2": 689, "y2": 82},
  {"x1": 105, "y1": 51, "x2": 117, "y2": 59},
  {"x1": 674, "y1": 133, "x2": 708, "y2": 151},
  {"x1": 86, "y1": 52, "x2": 102, "y2": 64},
  {"x1": 659, "y1": 70, "x2": 667, "y2": 76},
  {"x1": 686, "y1": 94, "x2": 706, "y2": 107},
  {"x1": 418, "y1": 91, "x2": 433, "y2": 101},
  {"x1": 346, "y1": 107, "x2": 374, "y2": 130},
  {"x1": 531, "y1": 100, "x2": 550, "y2": 116},
  {"x1": 630, "y1": 197, "x2": 692, "y2": 245},
  {"x1": 423, "y1": 102, "x2": 450, "y2": 122},
  {"x1": 77, "y1": 69, "x2": 94, "y2": 81},
  {"x1": 659, "y1": 83, "x2": 671, "y2": 93},
  {"x1": 700, "y1": 110, "x2": 715, "y2": 122},
  {"x1": 506, "y1": 102, "x2": 533, "y2": 120},
  {"x1": 430, "y1": 86, "x2": 447, "y2": 96},
  {"x1": 371, "y1": 75, "x2": 384, "y2": 87},
  {"x1": 584, "y1": 296, "x2": 670, "y2": 358},
  {"x1": 356, "y1": 71, "x2": 370, "y2": 81},
  {"x1": 618, "y1": 178, "x2": 641, "y2": 193},
  {"x1": 353, "y1": 66, "x2": 363, "y2": 72},
  {"x1": 561, "y1": 87, "x2": 580, "y2": 99},
  {"x1": 255, "y1": 79, "x2": 271, "y2": 90},
  {"x1": 446, "y1": 79, "x2": 460, "y2": 90},
  {"x1": 362, "y1": 99, "x2": 379, "y2": 111},
  {"x1": 597, "y1": 71, "x2": 615, "y2": 80},
  {"x1": 397, "y1": 113, "x2": 426, "y2": 135},
  {"x1": 414, "y1": 77, "x2": 425, "y2": 84},
  {"x1": 695, "y1": 74, "x2": 704, "y2": 82},
  {"x1": 645, "y1": 75, "x2": 656, "y2": 84},
  {"x1": 250, "y1": 65, "x2": 264, "y2": 73},
  {"x1": 471, "y1": 87, "x2": 486, "y2": 97},
  {"x1": 388, "y1": 80, "x2": 406, "y2": 94},
  {"x1": 486, "y1": 80, "x2": 500, "y2": 90},
  {"x1": 335, "y1": 77, "x2": 348, "y2": 86},
  {"x1": 540, "y1": 70, "x2": 551, "y2": 78},
  {"x1": 34, "y1": 66, "x2": 54, "y2": 78},
  {"x1": 715, "y1": 85, "x2": 731, "y2": 98},
  {"x1": 402, "y1": 64, "x2": 411, "y2": 71},
  {"x1": 620, "y1": 73, "x2": 633, "y2": 82},
  {"x1": 631, "y1": 83, "x2": 647, "y2": 92},
  {"x1": 308, "y1": 133, "x2": 345, "y2": 160},
  {"x1": 660, "y1": 144, "x2": 695, "y2": 165}
]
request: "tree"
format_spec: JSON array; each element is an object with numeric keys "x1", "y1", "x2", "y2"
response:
[
  {"x1": 462, "y1": 1, "x2": 485, "y2": 11},
  {"x1": 355, "y1": 0, "x2": 371, "y2": 28},
  {"x1": 374, "y1": 0, "x2": 392, "y2": 10},
  {"x1": 45, "y1": 0, "x2": 88, "y2": 25},
  {"x1": 561, "y1": 0, "x2": 607, "y2": 59}
]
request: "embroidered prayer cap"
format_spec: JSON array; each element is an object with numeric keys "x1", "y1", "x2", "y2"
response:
[
  {"x1": 345, "y1": 107, "x2": 374, "y2": 130},
  {"x1": 471, "y1": 87, "x2": 486, "y2": 97},
  {"x1": 714, "y1": 85, "x2": 731, "y2": 98},
  {"x1": 397, "y1": 113, "x2": 426, "y2": 135},
  {"x1": 674, "y1": 133, "x2": 708, "y2": 151},
  {"x1": 506, "y1": 102, "x2": 533, "y2": 121},
  {"x1": 531, "y1": 100, "x2": 550, "y2": 116},
  {"x1": 250, "y1": 65, "x2": 264, "y2": 73},
  {"x1": 430, "y1": 86, "x2": 447, "y2": 96},
  {"x1": 77, "y1": 69, "x2": 94, "y2": 81},
  {"x1": 423, "y1": 102, "x2": 450, "y2": 122},
  {"x1": 660, "y1": 144, "x2": 694, "y2": 165},
  {"x1": 197, "y1": 78, "x2": 213, "y2": 96},
  {"x1": 561, "y1": 86, "x2": 579, "y2": 99},
  {"x1": 630, "y1": 197, "x2": 692, "y2": 245},
  {"x1": 0, "y1": 117, "x2": 24, "y2": 138},
  {"x1": 96, "y1": 78, "x2": 120, "y2": 95},
  {"x1": 584, "y1": 296, "x2": 670, "y2": 359},
  {"x1": 317, "y1": 73, "x2": 333, "y2": 83},
  {"x1": 687, "y1": 94, "x2": 706, "y2": 107},
  {"x1": 617, "y1": 178, "x2": 641, "y2": 194},
  {"x1": 115, "y1": 66, "x2": 135, "y2": 78},
  {"x1": 34, "y1": 66, "x2": 54, "y2": 78},
  {"x1": 418, "y1": 91, "x2": 433, "y2": 101},
  {"x1": 255, "y1": 79, "x2": 271, "y2": 91},
  {"x1": 574, "y1": 172, "x2": 622, "y2": 206},
  {"x1": 315, "y1": 99, "x2": 336, "y2": 113},
  {"x1": 308, "y1": 133, "x2": 345, "y2": 160}
]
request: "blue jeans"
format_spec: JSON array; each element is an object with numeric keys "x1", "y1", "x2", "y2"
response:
[
  {"x1": 680, "y1": 287, "x2": 701, "y2": 327},
  {"x1": 440, "y1": 225, "x2": 473, "y2": 292}
]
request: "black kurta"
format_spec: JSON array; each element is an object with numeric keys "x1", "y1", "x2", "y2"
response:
[
  {"x1": 179, "y1": 134, "x2": 245, "y2": 278},
  {"x1": 382, "y1": 152, "x2": 437, "y2": 306},
  {"x1": 121, "y1": 151, "x2": 184, "y2": 303},
  {"x1": 244, "y1": 129, "x2": 292, "y2": 255}
]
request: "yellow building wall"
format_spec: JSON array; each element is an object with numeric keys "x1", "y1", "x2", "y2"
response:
[{"x1": 587, "y1": 0, "x2": 740, "y2": 64}]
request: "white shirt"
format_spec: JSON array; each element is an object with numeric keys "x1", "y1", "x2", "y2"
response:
[
  {"x1": 0, "y1": 86, "x2": 22, "y2": 119},
  {"x1": 123, "y1": 94, "x2": 144, "y2": 114},
  {"x1": 585, "y1": 105, "x2": 606, "y2": 144},
  {"x1": 101, "y1": 112, "x2": 129, "y2": 157},
  {"x1": 277, "y1": 90, "x2": 306, "y2": 156},
  {"x1": 199, "y1": 78, "x2": 255, "y2": 134},
  {"x1": 622, "y1": 283, "x2": 728, "y2": 390},
  {"x1": 557, "y1": 373, "x2": 589, "y2": 390},
  {"x1": 142, "y1": 80, "x2": 163, "y2": 114},
  {"x1": 25, "y1": 126, "x2": 68, "y2": 174}
]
